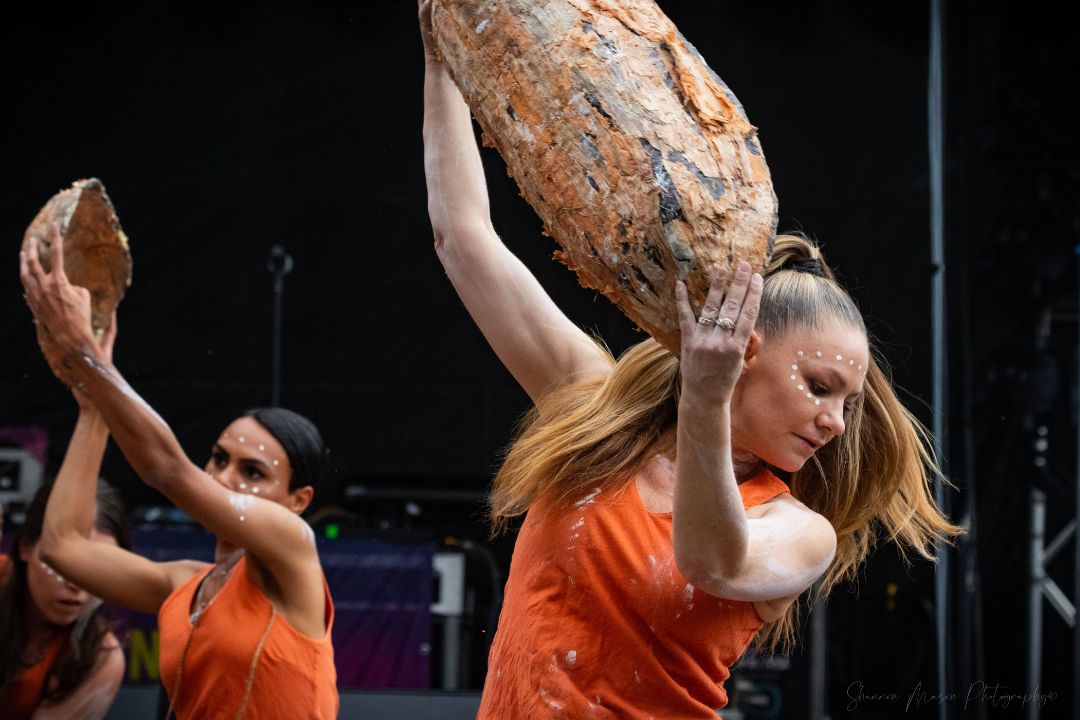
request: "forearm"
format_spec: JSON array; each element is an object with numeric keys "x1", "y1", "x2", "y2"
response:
[
  {"x1": 672, "y1": 392, "x2": 750, "y2": 581},
  {"x1": 423, "y1": 59, "x2": 493, "y2": 235},
  {"x1": 41, "y1": 410, "x2": 108, "y2": 552},
  {"x1": 58, "y1": 343, "x2": 190, "y2": 493}
]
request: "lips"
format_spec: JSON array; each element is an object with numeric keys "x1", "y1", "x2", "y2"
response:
[{"x1": 795, "y1": 434, "x2": 823, "y2": 452}]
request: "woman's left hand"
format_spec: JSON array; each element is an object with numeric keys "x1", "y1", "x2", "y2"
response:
[
  {"x1": 20, "y1": 222, "x2": 97, "y2": 372},
  {"x1": 675, "y1": 260, "x2": 763, "y2": 405}
]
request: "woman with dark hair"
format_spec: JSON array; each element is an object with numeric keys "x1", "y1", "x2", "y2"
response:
[
  {"x1": 0, "y1": 471, "x2": 128, "y2": 719},
  {"x1": 19, "y1": 226, "x2": 338, "y2": 719},
  {"x1": 419, "y1": 2, "x2": 962, "y2": 716}
]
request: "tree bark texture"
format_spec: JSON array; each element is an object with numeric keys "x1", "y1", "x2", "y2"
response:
[
  {"x1": 24, "y1": 178, "x2": 132, "y2": 372},
  {"x1": 433, "y1": 0, "x2": 777, "y2": 353}
]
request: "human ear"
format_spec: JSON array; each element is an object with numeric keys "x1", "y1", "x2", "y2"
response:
[
  {"x1": 290, "y1": 486, "x2": 315, "y2": 515},
  {"x1": 742, "y1": 330, "x2": 762, "y2": 372}
]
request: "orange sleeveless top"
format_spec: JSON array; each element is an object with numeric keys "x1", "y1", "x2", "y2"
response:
[
  {"x1": 2, "y1": 632, "x2": 66, "y2": 720},
  {"x1": 478, "y1": 468, "x2": 791, "y2": 719},
  {"x1": 158, "y1": 556, "x2": 338, "y2": 719}
]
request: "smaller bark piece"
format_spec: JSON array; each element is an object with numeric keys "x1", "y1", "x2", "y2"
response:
[{"x1": 24, "y1": 178, "x2": 132, "y2": 376}]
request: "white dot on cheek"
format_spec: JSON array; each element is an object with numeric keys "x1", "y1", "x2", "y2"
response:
[
  {"x1": 836, "y1": 355, "x2": 843, "y2": 361},
  {"x1": 272, "y1": 460, "x2": 279, "y2": 467},
  {"x1": 797, "y1": 384, "x2": 804, "y2": 390},
  {"x1": 816, "y1": 351, "x2": 823, "y2": 358},
  {"x1": 258, "y1": 444, "x2": 265, "y2": 451},
  {"x1": 790, "y1": 375, "x2": 796, "y2": 381},
  {"x1": 240, "y1": 515, "x2": 246, "y2": 522},
  {"x1": 239, "y1": 483, "x2": 246, "y2": 490},
  {"x1": 797, "y1": 351, "x2": 805, "y2": 358},
  {"x1": 253, "y1": 487, "x2": 260, "y2": 494},
  {"x1": 238, "y1": 437, "x2": 245, "y2": 444},
  {"x1": 791, "y1": 364, "x2": 798, "y2": 370},
  {"x1": 815, "y1": 399, "x2": 821, "y2": 406}
]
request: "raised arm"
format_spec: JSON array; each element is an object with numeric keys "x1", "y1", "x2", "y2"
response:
[
  {"x1": 671, "y1": 266, "x2": 835, "y2": 608},
  {"x1": 21, "y1": 228, "x2": 323, "y2": 623},
  {"x1": 39, "y1": 406, "x2": 204, "y2": 614},
  {"x1": 420, "y1": 0, "x2": 611, "y2": 403}
]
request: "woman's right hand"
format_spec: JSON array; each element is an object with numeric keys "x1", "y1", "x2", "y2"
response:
[{"x1": 675, "y1": 261, "x2": 763, "y2": 405}]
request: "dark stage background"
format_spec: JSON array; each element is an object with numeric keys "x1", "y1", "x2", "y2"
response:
[{"x1": 1, "y1": 1, "x2": 1076, "y2": 717}]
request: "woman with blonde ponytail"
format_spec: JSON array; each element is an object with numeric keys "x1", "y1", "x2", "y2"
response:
[{"x1": 420, "y1": 3, "x2": 960, "y2": 716}]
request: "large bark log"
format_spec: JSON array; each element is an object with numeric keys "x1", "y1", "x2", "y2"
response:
[
  {"x1": 24, "y1": 178, "x2": 132, "y2": 375},
  {"x1": 433, "y1": 0, "x2": 777, "y2": 353}
]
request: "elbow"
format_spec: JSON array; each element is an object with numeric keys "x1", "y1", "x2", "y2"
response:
[
  {"x1": 673, "y1": 534, "x2": 748, "y2": 590},
  {"x1": 38, "y1": 533, "x2": 71, "y2": 570}
]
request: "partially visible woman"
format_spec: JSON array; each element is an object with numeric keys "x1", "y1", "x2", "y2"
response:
[
  {"x1": 20, "y1": 224, "x2": 338, "y2": 719},
  {"x1": 0, "y1": 473, "x2": 128, "y2": 720}
]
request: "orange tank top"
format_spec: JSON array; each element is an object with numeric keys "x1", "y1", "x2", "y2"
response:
[
  {"x1": 478, "y1": 468, "x2": 791, "y2": 719},
  {"x1": 158, "y1": 556, "x2": 338, "y2": 719},
  {"x1": 2, "y1": 632, "x2": 67, "y2": 720}
]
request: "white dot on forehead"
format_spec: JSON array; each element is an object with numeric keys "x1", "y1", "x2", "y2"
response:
[
  {"x1": 253, "y1": 487, "x2": 260, "y2": 494},
  {"x1": 797, "y1": 384, "x2": 804, "y2": 390},
  {"x1": 791, "y1": 364, "x2": 798, "y2": 370},
  {"x1": 238, "y1": 437, "x2": 246, "y2": 443},
  {"x1": 815, "y1": 399, "x2": 821, "y2": 405},
  {"x1": 790, "y1": 374, "x2": 796, "y2": 381},
  {"x1": 797, "y1": 351, "x2": 804, "y2": 358},
  {"x1": 816, "y1": 351, "x2": 824, "y2": 358},
  {"x1": 272, "y1": 460, "x2": 279, "y2": 466},
  {"x1": 258, "y1": 444, "x2": 265, "y2": 452},
  {"x1": 835, "y1": 355, "x2": 843, "y2": 361},
  {"x1": 806, "y1": 392, "x2": 813, "y2": 398}
]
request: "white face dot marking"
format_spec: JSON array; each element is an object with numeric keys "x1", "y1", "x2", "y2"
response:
[
  {"x1": 849, "y1": 359, "x2": 855, "y2": 365},
  {"x1": 791, "y1": 363, "x2": 798, "y2": 370},
  {"x1": 815, "y1": 399, "x2": 822, "y2": 406},
  {"x1": 238, "y1": 437, "x2": 245, "y2": 444},
  {"x1": 797, "y1": 384, "x2": 804, "y2": 390},
  {"x1": 239, "y1": 483, "x2": 246, "y2": 490},
  {"x1": 816, "y1": 351, "x2": 824, "y2": 358},
  {"x1": 790, "y1": 374, "x2": 796, "y2": 381},
  {"x1": 797, "y1": 351, "x2": 805, "y2": 358},
  {"x1": 806, "y1": 392, "x2": 813, "y2": 398},
  {"x1": 835, "y1": 354, "x2": 843, "y2": 361},
  {"x1": 258, "y1": 444, "x2": 265, "y2": 451},
  {"x1": 272, "y1": 460, "x2": 279, "y2": 467},
  {"x1": 252, "y1": 487, "x2": 260, "y2": 494}
]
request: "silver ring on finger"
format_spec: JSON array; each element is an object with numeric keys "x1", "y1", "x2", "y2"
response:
[
  {"x1": 697, "y1": 315, "x2": 717, "y2": 326},
  {"x1": 715, "y1": 317, "x2": 736, "y2": 332}
]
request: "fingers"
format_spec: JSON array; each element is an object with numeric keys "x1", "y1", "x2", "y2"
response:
[
  {"x1": 698, "y1": 266, "x2": 728, "y2": 320},
  {"x1": 733, "y1": 273, "x2": 763, "y2": 344},
  {"x1": 21, "y1": 234, "x2": 47, "y2": 294},
  {"x1": 717, "y1": 261, "x2": 751, "y2": 324},
  {"x1": 48, "y1": 222, "x2": 66, "y2": 278},
  {"x1": 675, "y1": 281, "x2": 696, "y2": 336}
]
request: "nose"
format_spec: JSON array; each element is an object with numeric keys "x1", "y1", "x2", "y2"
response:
[{"x1": 816, "y1": 401, "x2": 846, "y2": 439}]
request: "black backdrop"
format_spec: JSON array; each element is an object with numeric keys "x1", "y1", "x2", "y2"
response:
[{"x1": 2, "y1": 1, "x2": 1075, "y2": 715}]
